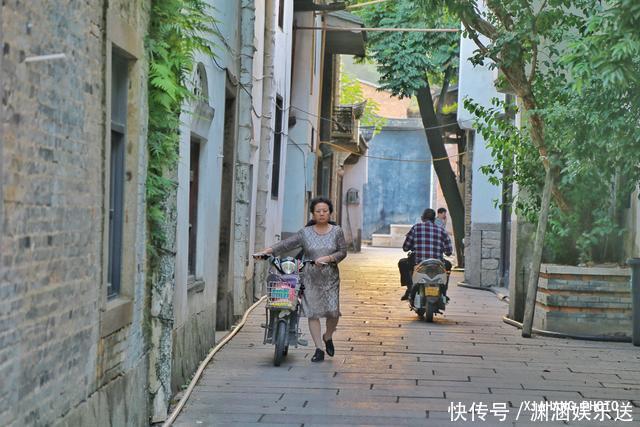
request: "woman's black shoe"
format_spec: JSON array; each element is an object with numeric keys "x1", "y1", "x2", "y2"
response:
[
  {"x1": 323, "y1": 335, "x2": 335, "y2": 357},
  {"x1": 311, "y1": 348, "x2": 325, "y2": 362}
]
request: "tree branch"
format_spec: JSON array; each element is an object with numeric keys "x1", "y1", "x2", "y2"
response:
[
  {"x1": 528, "y1": 42, "x2": 538, "y2": 85},
  {"x1": 485, "y1": 0, "x2": 514, "y2": 30}
]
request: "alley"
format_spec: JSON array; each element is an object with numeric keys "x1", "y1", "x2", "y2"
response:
[{"x1": 173, "y1": 247, "x2": 640, "y2": 426}]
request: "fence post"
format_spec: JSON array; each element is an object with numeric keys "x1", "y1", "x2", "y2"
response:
[{"x1": 628, "y1": 258, "x2": 640, "y2": 346}]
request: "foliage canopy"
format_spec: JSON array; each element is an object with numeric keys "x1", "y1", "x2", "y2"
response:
[{"x1": 430, "y1": 0, "x2": 640, "y2": 264}]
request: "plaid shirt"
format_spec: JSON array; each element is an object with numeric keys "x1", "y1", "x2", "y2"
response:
[{"x1": 403, "y1": 220, "x2": 452, "y2": 263}]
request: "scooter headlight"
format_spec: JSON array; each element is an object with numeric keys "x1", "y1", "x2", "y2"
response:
[{"x1": 281, "y1": 260, "x2": 296, "y2": 274}]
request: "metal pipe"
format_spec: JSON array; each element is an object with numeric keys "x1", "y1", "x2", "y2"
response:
[
  {"x1": 502, "y1": 315, "x2": 631, "y2": 343},
  {"x1": 628, "y1": 258, "x2": 640, "y2": 346},
  {"x1": 346, "y1": 0, "x2": 389, "y2": 9},
  {"x1": 295, "y1": 26, "x2": 459, "y2": 33}
]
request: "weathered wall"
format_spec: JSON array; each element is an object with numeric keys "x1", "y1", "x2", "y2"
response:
[
  {"x1": 263, "y1": 0, "x2": 294, "y2": 246},
  {"x1": 282, "y1": 10, "x2": 323, "y2": 236},
  {"x1": 457, "y1": 28, "x2": 504, "y2": 287},
  {"x1": 169, "y1": 0, "x2": 237, "y2": 398},
  {"x1": 534, "y1": 265, "x2": 632, "y2": 337},
  {"x1": 1, "y1": 1, "x2": 150, "y2": 425},
  {"x1": 363, "y1": 119, "x2": 432, "y2": 239},
  {"x1": 342, "y1": 156, "x2": 367, "y2": 249}
]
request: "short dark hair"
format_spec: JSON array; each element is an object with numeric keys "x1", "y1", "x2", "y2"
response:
[
  {"x1": 310, "y1": 196, "x2": 333, "y2": 214},
  {"x1": 421, "y1": 208, "x2": 436, "y2": 222},
  {"x1": 437, "y1": 207, "x2": 447, "y2": 214}
]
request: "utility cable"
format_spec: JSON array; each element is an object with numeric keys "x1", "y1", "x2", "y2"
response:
[{"x1": 319, "y1": 140, "x2": 466, "y2": 164}]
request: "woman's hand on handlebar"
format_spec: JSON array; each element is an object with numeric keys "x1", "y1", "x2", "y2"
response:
[
  {"x1": 315, "y1": 255, "x2": 333, "y2": 265},
  {"x1": 252, "y1": 248, "x2": 273, "y2": 259}
]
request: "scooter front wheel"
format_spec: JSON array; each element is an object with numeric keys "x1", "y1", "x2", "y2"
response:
[{"x1": 274, "y1": 320, "x2": 287, "y2": 366}]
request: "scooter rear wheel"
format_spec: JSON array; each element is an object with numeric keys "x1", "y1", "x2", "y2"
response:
[
  {"x1": 274, "y1": 320, "x2": 287, "y2": 366},
  {"x1": 425, "y1": 303, "x2": 434, "y2": 322}
]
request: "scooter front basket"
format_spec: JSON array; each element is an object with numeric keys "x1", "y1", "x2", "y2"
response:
[{"x1": 266, "y1": 275, "x2": 299, "y2": 309}]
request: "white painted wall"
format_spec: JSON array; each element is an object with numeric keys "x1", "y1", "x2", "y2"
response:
[
  {"x1": 174, "y1": 1, "x2": 241, "y2": 327},
  {"x1": 282, "y1": 11, "x2": 323, "y2": 234},
  {"x1": 342, "y1": 156, "x2": 367, "y2": 245},
  {"x1": 263, "y1": 0, "x2": 294, "y2": 244},
  {"x1": 457, "y1": 28, "x2": 503, "y2": 225}
]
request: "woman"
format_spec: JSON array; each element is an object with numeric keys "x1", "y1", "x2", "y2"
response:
[{"x1": 255, "y1": 197, "x2": 347, "y2": 362}]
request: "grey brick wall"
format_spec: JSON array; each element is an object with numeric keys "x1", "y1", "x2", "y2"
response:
[
  {"x1": 534, "y1": 268, "x2": 632, "y2": 337},
  {"x1": 464, "y1": 223, "x2": 502, "y2": 287},
  {"x1": 1, "y1": 1, "x2": 150, "y2": 426}
]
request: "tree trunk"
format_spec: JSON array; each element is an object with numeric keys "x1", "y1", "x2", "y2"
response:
[
  {"x1": 521, "y1": 163, "x2": 554, "y2": 337},
  {"x1": 436, "y1": 66, "x2": 453, "y2": 117},
  {"x1": 416, "y1": 84, "x2": 465, "y2": 266}
]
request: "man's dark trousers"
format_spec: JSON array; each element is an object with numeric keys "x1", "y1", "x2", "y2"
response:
[{"x1": 398, "y1": 254, "x2": 415, "y2": 288}]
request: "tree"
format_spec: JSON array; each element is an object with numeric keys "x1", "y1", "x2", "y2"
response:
[
  {"x1": 339, "y1": 68, "x2": 387, "y2": 136},
  {"x1": 416, "y1": 0, "x2": 583, "y2": 337},
  {"x1": 422, "y1": 0, "x2": 640, "y2": 336},
  {"x1": 348, "y1": 0, "x2": 466, "y2": 265}
]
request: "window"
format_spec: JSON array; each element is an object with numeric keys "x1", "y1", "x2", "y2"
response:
[
  {"x1": 107, "y1": 49, "x2": 128, "y2": 299},
  {"x1": 271, "y1": 96, "x2": 284, "y2": 199},
  {"x1": 278, "y1": 0, "x2": 285, "y2": 29},
  {"x1": 188, "y1": 138, "x2": 201, "y2": 277}
]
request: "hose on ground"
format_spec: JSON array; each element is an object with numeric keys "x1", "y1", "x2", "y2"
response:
[{"x1": 162, "y1": 295, "x2": 267, "y2": 427}]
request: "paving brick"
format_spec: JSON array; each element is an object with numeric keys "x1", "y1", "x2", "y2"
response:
[{"x1": 173, "y1": 247, "x2": 639, "y2": 426}]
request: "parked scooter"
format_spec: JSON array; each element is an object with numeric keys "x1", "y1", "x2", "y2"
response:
[
  {"x1": 254, "y1": 254, "x2": 311, "y2": 366},
  {"x1": 409, "y1": 257, "x2": 450, "y2": 322}
]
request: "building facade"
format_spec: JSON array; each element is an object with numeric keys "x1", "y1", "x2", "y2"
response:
[
  {"x1": 363, "y1": 119, "x2": 433, "y2": 240},
  {"x1": 1, "y1": 2, "x2": 151, "y2": 425},
  {"x1": 1, "y1": 1, "x2": 371, "y2": 425},
  {"x1": 456, "y1": 31, "x2": 505, "y2": 288}
]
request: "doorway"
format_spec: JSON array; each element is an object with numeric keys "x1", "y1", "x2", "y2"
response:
[{"x1": 216, "y1": 89, "x2": 237, "y2": 331}]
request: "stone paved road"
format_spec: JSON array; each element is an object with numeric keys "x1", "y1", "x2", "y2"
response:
[{"x1": 174, "y1": 247, "x2": 640, "y2": 426}]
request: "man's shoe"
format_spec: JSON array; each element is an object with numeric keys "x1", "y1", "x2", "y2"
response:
[
  {"x1": 400, "y1": 291, "x2": 410, "y2": 301},
  {"x1": 311, "y1": 348, "x2": 325, "y2": 362}
]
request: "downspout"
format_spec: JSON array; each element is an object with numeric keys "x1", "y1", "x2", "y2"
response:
[
  {"x1": 254, "y1": 0, "x2": 277, "y2": 300},
  {"x1": 233, "y1": 0, "x2": 257, "y2": 315}
]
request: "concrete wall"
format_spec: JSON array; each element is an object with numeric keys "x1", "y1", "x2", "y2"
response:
[
  {"x1": 263, "y1": 0, "x2": 294, "y2": 245},
  {"x1": 457, "y1": 28, "x2": 504, "y2": 287},
  {"x1": 1, "y1": 2, "x2": 150, "y2": 426},
  {"x1": 282, "y1": 11, "x2": 324, "y2": 235},
  {"x1": 342, "y1": 156, "x2": 367, "y2": 249},
  {"x1": 363, "y1": 119, "x2": 432, "y2": 239},
  {"x1": 629, "y1": 189, "x2": 640, "y2": 258},
  {"x1": 172, "y1": 0, "x2": 234, "y2": 391}
]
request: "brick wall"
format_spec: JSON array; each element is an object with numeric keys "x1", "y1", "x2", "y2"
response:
[
  {"x1": 1, "y1": 1, "x2": 150, "y2": 425},
  {"x1": 359, "y1": 81, "x2": 411, "y2": 119}
]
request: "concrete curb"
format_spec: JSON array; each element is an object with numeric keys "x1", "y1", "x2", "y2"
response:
[{"x1": 457, "y1": 281, "x2": 509, "y2": 303}]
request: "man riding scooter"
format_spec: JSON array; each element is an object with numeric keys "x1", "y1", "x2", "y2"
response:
[{"x1": 399, "y1": 208, "x2": 452, "y2": 301}]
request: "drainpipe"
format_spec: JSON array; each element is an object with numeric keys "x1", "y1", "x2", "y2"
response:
[
  {"x1": 254, "y1": 0, "x2": 276, "y2": 299},
  {"x1": 629, "y1": 258, "x2": 640, "y2": 346},
  {"x1": 233, "y1": 0, "x2": 257, "y2": 316}
]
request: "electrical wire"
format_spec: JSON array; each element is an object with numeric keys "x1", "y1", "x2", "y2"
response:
[
  {"x1": 284, "y1": 103, "x2": 474, "y2": 132},
  {"x1": 320, "y1": 140, "x2": 466, "y2": 164}
]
